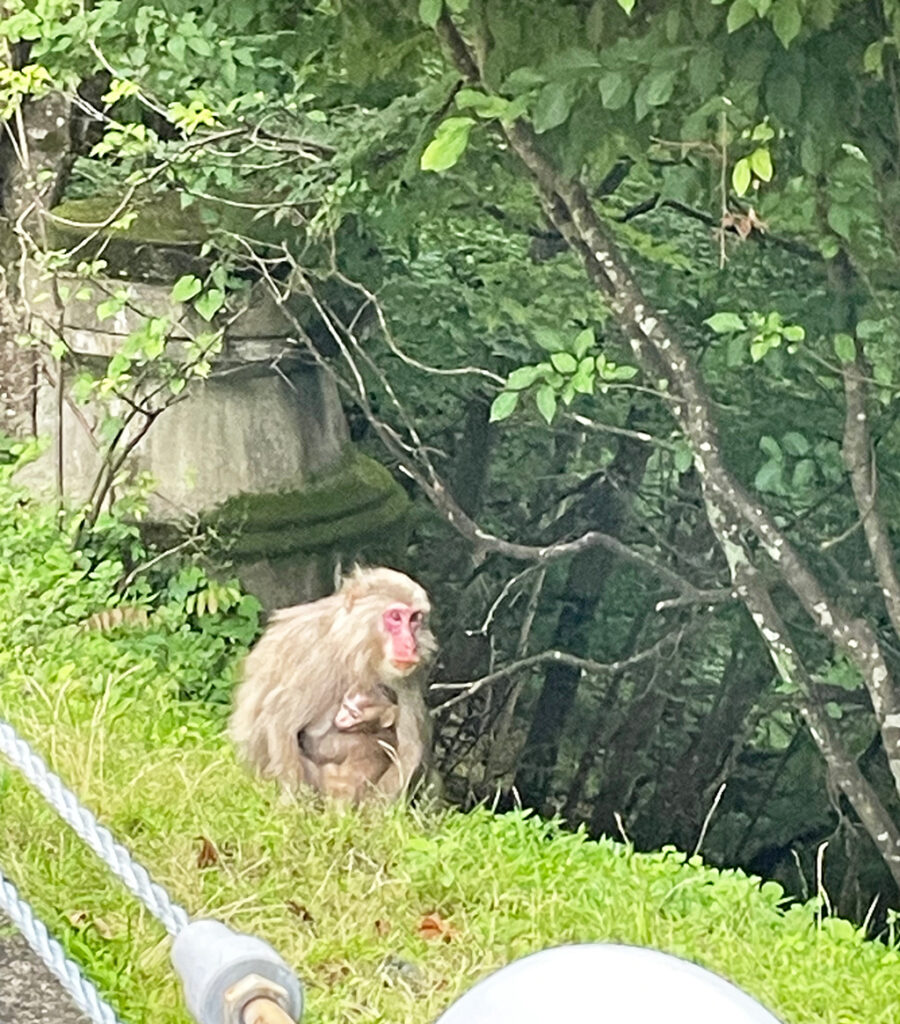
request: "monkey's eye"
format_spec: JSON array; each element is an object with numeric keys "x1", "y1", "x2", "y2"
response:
[
  {"x1": 411, "y1": 611, "x2": 423, "y2": 626},
  {"x1": 386, "y1": 608, "x2": 403, "y2": 623}
]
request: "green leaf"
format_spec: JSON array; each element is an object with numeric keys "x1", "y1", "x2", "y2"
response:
[
  {"x1": 419, "y1": 0, "x2": 442, "y2": 27},
  {"x1": 534, "y1": 328, "x2": 566, "y2": 351},
  {"x1": 689, "y1": 49, "x2": 724, "y2": 96},
  {"x1": 674, "y1": 443, "x2": 694, "y2": 473},
  {"x1": 599, "y1": 71, "x2": 632, "y2": 110},
  {"x1": 456, "y1": 89, "x2": 509, "y2": 118},
  {"x1": 606, "y1": 364, "x2": 639, "y2": 380},
  {"x1": 533, "y1": 81, "x2": 575, "y2": 134},
  {"x1": 142, "y1": 319, "x2": 167, "y2": 359},
  {"x1": 833, "y1": 333, "x2": 856, "y2": 363},
  {"x1": 827, "y1": 204, "x2": 853, "y2": 239},
  {"x1": 732, "y1": 157, "x2": 752, "y2": 196},
  {"x1": 705, "y1": 311, "x2": 747, "y2": 333},
  {"x1": 750, "y1": 337, "x2": 772, "y2": 361},
  {"x1": 167, "y1": 34, "x2": 186, "y2": 62},
  {"x1": 856, "y1": 319, "x2": 882, "y2": 339},
  {"x1": 749, "y1": 147, "x2": 773, "y2": 181},
  {"x1": 107, "y1": 352, "x2": 131, "y2": 378},
  {"x1": 72, "y1": 374, "x2": 94, "y2": 403},
  {"x1": 759, "y1": 435, "x2": 782, "y2": 460},
  {"x1": 771, "y1": 0, "x2": 801, "y2": 47},
  {"x1": 573, "y1": 328, "x2": 595, "y2": 358},
  {"x1": 186, "y1": 35, "x2": 213, "y2": 55},
  {"x1": 550, "y1": 352, "x2": 578, "y2": 373},
  {"x1": 792, "y1": 459, "x2": 817, "y2": 488},
  {"x1": 171, "y1": 275, "x2": 202, "y2": 303},
  {"x1": 617, "y1": 0, "x2": 635, "y2": 13},
  {"x1": 96, "y1": 295, "x2": 126, "y2": 321},
  {"x1": 194, "y1": 289, "x2": 224, "y2": 322},
  {"x1": 726, "y1": 334, "x2": 747, "y2": 366},
  {"x1": 727, "y1": 0, "x2": 757, "y2": 32},
  {"x1": 572, "y1": 359, "x2": 595, "y2": 394},
  {"x1": 421, "y1": 117, "x2": 475, "y2": 172},
  {"x1": 755, "y1": 460, "x2": 784, "y2": 493},
  {"x1": 503, "y1": 67, "x2": 547, "y2": 92},
  {"x1": 645, "y1": 69, "x2": 677, "y2": 106},
  {"x1": 782, "y1": 324, "x2": 805, "y2": 342},
  {"x1": 781, "y1": 431, "x2": 809, "y2": 456},
  {"x1": 536, "y1": 385, "x2": 557, "y2": 423},
  {"x1": 863, "y1": 39, "x2": 885, "y2": 75},
  {"x1": 506, "y1": 365, "x2": 545, "y2": 390},
  {"x1": 489, "y1": 391, "x2": 519, "y2": 422}
]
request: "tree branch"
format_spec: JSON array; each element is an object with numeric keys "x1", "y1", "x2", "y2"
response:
[
  {"x1": 434, "y1": 7, "x2": 900, "y2": 750},
  {"x1": 430, "y1": 626, "x2": 685, "y2": 712}
]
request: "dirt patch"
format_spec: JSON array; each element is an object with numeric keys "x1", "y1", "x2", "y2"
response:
[{"x1": 0, "y1": 917, "x2": 89, "y2": 1024}]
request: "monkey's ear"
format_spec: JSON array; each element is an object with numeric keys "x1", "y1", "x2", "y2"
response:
[{"x1": 340, "y1": 563, "x2": 368, "y2": 608}]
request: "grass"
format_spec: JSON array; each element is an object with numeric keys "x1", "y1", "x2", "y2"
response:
[{"x1": 1, "y1": 478, "x2": 900, "y2": 1023}]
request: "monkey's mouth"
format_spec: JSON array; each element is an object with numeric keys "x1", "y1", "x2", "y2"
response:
[{"x1": 391, "y1": 657, "x2": 419, "y2": 670}]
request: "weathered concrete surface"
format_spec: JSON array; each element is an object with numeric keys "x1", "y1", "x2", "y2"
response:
[
  {"x1": 14, "y1": 271, "x2": 415, "y2": 609},
  {"x1": 7, "y1": 225, "x2": 412, "y2": 609},
  {"x1": 22, "y1": 276, "x2": 349, "y2": 518},
  {"x1": 0, "y1": 917, "x2": 89, "y2": 1024}
]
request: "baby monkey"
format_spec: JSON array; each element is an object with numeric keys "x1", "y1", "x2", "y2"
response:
[{"x1": 298, "y1": 683, "x2": 399, "y2": 802}]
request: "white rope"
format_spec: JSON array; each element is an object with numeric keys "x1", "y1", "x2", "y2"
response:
[
  {"x1": 0, "y1": 868, "x2": 125, "y2": 1024},
  {"x1": 0, "y1": 719, "x2": 189, "y2": 936}
]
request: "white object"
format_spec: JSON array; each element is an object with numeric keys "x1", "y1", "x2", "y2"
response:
[{"x1": 435, "y1": 944, "x2": 782, "y2": 1023}]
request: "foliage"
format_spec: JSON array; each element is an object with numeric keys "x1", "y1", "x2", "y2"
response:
[
  {"x1": 8, "y1": 0, "x2": 900, "y2": 923},
  {"x1": 0, "y1": 456, "x2": 260, "y2": 710}
]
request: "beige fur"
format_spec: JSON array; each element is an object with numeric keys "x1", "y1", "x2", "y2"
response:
[{"x1": 230, "y1": 566, "x2": 435, "y2": 799}]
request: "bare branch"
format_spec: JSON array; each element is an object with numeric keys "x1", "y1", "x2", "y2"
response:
[
  {"x1": 434, "y1": 6, "x2": 900, "y2": 738},
  {"x1": 240, "y1": 241, "x2": 707, "y2": 597},
  {"x1": 431, "y1": 627, "x2": 684, "y2": 712}
]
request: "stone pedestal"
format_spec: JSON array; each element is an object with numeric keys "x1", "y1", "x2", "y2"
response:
[{"x1": 20, "y1": 266, "x2": 410, "y2": 608}]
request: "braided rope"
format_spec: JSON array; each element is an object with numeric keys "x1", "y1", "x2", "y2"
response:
[
  {"x1": 0, "y1": 868, "x2": 124, "y2": 1024},
  {"x1": 0, "y1": 719, "x2": 189, "y2": 936}
]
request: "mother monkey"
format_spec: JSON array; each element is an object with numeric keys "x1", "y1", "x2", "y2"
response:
[{"x1": 230, "y1": 567, "x2": 436, "y2": 800}]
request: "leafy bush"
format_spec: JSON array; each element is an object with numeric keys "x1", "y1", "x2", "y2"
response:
[{"x1": 1, "y1": 474, "x2": 899, "y2": 1023}]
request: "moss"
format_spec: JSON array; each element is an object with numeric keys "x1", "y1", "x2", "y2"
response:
[
  {"x1": 208, "y1": 449, "x2": 411, "y2": 559},
  {"x1": 46, "y1": 194, "x2": 211, "y2": 281},
  {"x1": 47, "y1": 193, "x2": 296, "y2": 280},
  {"x1": 49, "y1": 194, "x2": 212, "y2": 247}
]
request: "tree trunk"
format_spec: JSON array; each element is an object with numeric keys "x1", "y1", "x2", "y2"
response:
[{"x1": 513, "y1": 428, "x2": 650, "y2": 810}]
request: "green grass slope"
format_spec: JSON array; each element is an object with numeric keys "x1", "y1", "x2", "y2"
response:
[{"x1": 0, "y1": 467, "x2": 898, "y2": 1024}]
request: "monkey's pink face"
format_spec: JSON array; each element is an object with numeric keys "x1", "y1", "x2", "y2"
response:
[{"x1": 382, "y1": 603, "x2": 425, "y2": 673}]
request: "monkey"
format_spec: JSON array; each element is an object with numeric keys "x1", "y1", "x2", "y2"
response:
[
  {"x1": 298, "y1": 683, "x2": 399, "y2": 802},
  {"x1": 332, "y1": 682, "x2": 398, "y2": 733},
  {"x1": 229, "y1": 566, "x2": 436, "y2": 800}
]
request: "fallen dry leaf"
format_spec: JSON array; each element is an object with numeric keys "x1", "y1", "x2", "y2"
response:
[
  {"x1": 195, "y1": 836, "x2": 219, "y2": 869},
  {"x1": 417, "y1": 912, "x2": 458, "y2": 942},
  {"x1": 65, "y1": 910, "x2": 113, "y2": 939},
  {"x1": 285, "y1": 900, "x2": 314, "y2": 923}
]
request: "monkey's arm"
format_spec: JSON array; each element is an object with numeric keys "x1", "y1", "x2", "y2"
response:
[{"x1": 377, "y1": 686, "x2": 430, "y2": 798}]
